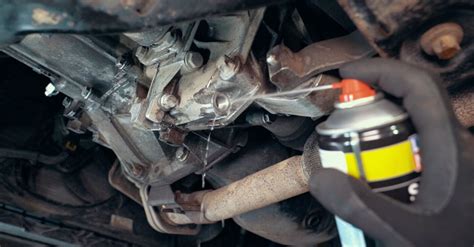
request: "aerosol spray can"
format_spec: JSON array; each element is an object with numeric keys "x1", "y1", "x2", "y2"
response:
[{"x1": 316, "y1": 79, "x2": 422, "y2": 247}]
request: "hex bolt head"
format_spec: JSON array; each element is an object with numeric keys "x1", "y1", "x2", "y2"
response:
[
  {"x1": 432, "y1": 35, "x2": 460, "y2": 59},
  {"x1": 420, "y1": 22, "x2": 464, "y2": 60},
  {"x1": 175, "y1": 147, "x2": 189, "y2": 162},
  {"x1": 218, "y1": 56, "x2": 241, "y2": 80},
  {"x1": 266, "y1": 54, "x2": 278, "y2": 66},
  {"x1": 184, "y1": 52, "x2": 204, "y2": 70},
  {"x1": 266, "y1": 45, "x2": 292, "y2": 71},
  {"x1": 159, "y1": 94, "x2": 178, "y2": 110}
]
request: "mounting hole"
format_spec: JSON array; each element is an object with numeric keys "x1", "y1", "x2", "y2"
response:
[{"x1": 212, "y1": 93, "x2": 230, "y2": 115}]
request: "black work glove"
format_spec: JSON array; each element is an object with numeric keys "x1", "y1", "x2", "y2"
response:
[{"x1": 309, "y1": 58, "x2": 474, "y2": 247}]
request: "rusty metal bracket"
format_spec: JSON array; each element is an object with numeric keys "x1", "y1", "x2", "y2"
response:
[
  {"x1": 139, "y1": 184, "x2": 199, "y2": 235},
  {"x1": 267, "y1": 31, "x2": 374, "y2": 90},
  {"x1": 108, "y1": 160, "x2": 142, "y2": 205},
  {"x1": 337, "y1": 0, "x2": 474, "y2": 86}
]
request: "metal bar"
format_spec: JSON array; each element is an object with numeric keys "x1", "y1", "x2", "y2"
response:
[
  {"x1": 267, "y1": 31, "x2": 375, "y2": 89},
  {"x1": 166, "y1": 156, "x2": 308, "y2": 224}
]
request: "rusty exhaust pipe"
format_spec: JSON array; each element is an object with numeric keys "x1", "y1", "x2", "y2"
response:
[{"x1": 163, "y1": 156, "x2": 310, "y2": 225}]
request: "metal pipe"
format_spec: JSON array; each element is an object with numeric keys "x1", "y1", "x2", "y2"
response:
[{"x1": 165, "y1": 156, "x2": 308, "y2": 224}]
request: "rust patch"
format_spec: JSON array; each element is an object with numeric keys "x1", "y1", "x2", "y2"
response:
[
  {"x1": 32, "y1": 8, "x2": 64, "y2": 25},
  {"x1": 267, "y1": 32, "x2": 374, "y2": 89}
]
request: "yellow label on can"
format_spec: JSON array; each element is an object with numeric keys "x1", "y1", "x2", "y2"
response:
[
  {"x1": 345, "y1": 140, "x2": 416, "y2": 182},
  {"x1": 319, "y1": 140, "x2": 417, "y2": 182}
]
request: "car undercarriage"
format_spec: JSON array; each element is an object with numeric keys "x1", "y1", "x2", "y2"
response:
[{"x1": 0, "y1": 0, "x2": 472, "y2": 246}]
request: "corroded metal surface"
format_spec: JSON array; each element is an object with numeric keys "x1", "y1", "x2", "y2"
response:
[
  {"x1": 337, "y1": 0, "x2": 474, "y2": 86},
  {"x1": 267, "y1": 31, "x2": 373, "y2": 90},
  {"x1": 108, "y1": 160, "x2": 142, "y2": 205},
  {"x1": 168, "y1": 156, "x2": 308, "y2": 224},
  {"x1": 139, "y1": 185, "x2": 200, "y2": 235},
  {"x1": 203, "y1": 156, "x2": 306, "y2": 222},
  {"x1": 337, "y1": 0, "x2": 473, "y2": 56},
  {"x1": 420, "y1": 22, "x2": 464, "y2": 60}
]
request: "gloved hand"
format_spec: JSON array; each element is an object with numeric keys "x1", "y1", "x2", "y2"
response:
[{"x1": 309, "y1": 58, "x2": 474, "y2": 247}]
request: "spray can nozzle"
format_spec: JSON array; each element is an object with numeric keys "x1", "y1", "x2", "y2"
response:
[{"x1": 331, "y1": 79, "x2": 376, "y2": 103}]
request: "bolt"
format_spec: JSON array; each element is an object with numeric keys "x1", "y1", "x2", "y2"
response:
[
  {"x1": 212, "y1": 92, "x2": 231, "y2": 115},
  {"x1": 131, "y1": 165, "x2": 144, "y2": 177},
  {"x1": 62, "y1": 97, "x2": 73, "y2": 108},
  {"x1": 433, "y1": 36, "x2": 460, "y2": 59},
  {"x1": 44, "y1": 83, "x2": 58, "y2": 97},
  {"x1": 184, "y1": 52, "x2": 204, "y2": 70},
  {"x1": 81, "y1": 87, "x2": 92, "y2": 99},
  {"x1": 266, "y1": 54, "x2": 278, "y2": 66},
  {"x1": 160, "y1": 94, "x2": 178, "y2": 110},
  {"x1": 115, "y1": 57, "x2": 128, "y2": 70},
  {"x1": 175, "y1": 147, "x2": 189, "y2": 162},
  {"x1": 218, "y1": 56, "x2": 241, "y2": 80},
  {"x1": 420, "y1": 22, "x2": 464, "y2": 60}
]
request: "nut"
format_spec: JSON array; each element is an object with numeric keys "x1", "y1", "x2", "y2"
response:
[
  {"x1": 184, "y1": 52, "x2": 204, "y2": 71},
  {"x1": 420, "y1": 22, "x2": 464, "y2": 60},
  {"x1": 218, "y1": 56, "x2": 241, "y2": 80},
  {"x1": 160, "y1": 94, "x2": 178, "y2": 110},
  {"x1": 266, "y1": 54, "x2": 279, "y2": 66},
  {"x1": 175, "y1": 147, "x2": 189, "y2": 162}
]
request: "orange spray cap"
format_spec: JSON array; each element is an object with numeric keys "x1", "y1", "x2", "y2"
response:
[{"x1": 331, "y1": 79, "x2": 376, "y2": 103}]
